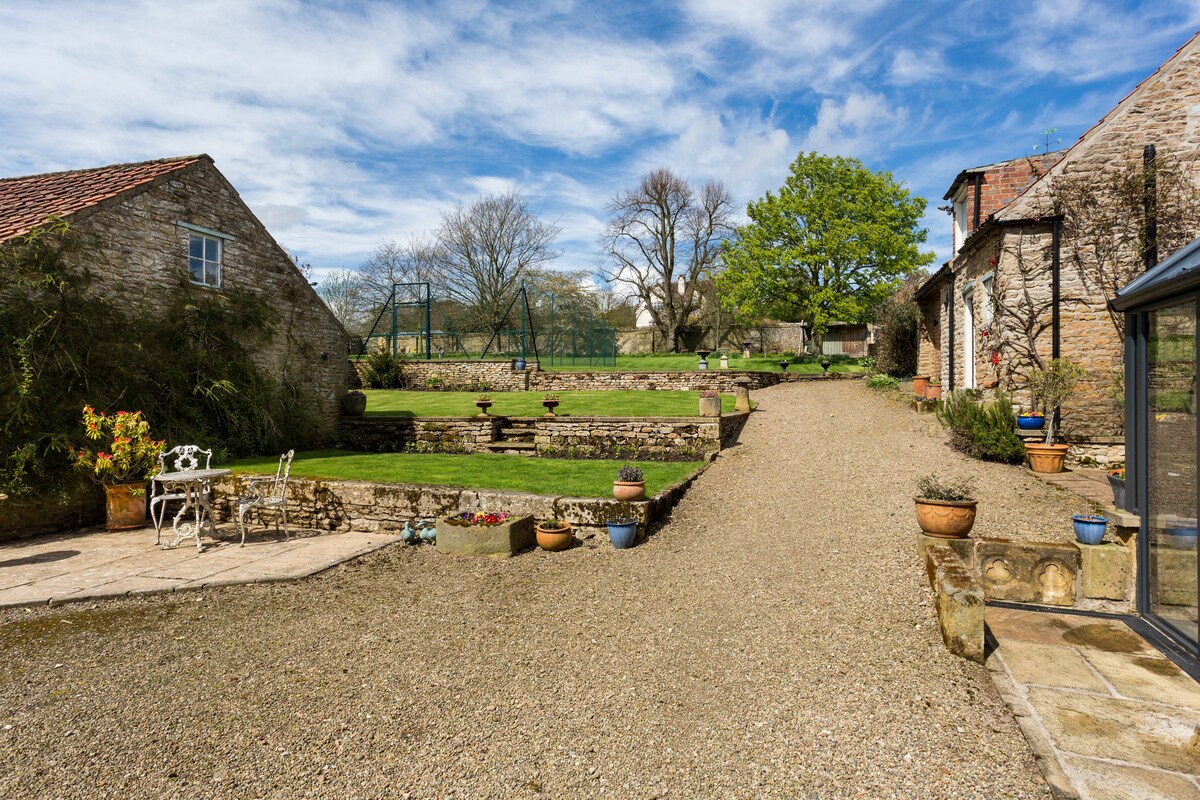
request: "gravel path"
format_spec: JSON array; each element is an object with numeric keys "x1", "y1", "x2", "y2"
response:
[{"x1": 0, "y1": 381, "x2": 1082, "y2": 799}]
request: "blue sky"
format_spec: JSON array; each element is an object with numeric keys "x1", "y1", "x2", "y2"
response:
[{"x1": 2, "y1": 1, "x2": 1199, "y2": 284}]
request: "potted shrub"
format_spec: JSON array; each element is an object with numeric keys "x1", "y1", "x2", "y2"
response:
[
  {"x1": 70, "y1": 405, "x2": 164, "y2": 531},
  {"x1": 535, "y1": 517, "x2": 573, "y2": 551},
  {"x1": 542, "y1": 393, "x2": 561, "y2": 416},
  {"x1": 1106, "y1": 464, "x2": 1126, "y2": 509},
  {"x1": 605, "y1": 516, "x2": 639, "y2": 549},
  {"x1": 475, "y1": 394, "x2": 493, "y2": 416},
  {"x1": 1025, "y1": 359, "x2": 1086, "y2": 473},
  {"x1": 912, "y1": 375, "x2": 930, "y2": 397},
  {"x1": 1072, "y1": 514, "x2": 1109, "y2": 545},
  {"x1": 914, "y1": 473, "x2": 977, "y2": 539},
  {"x1": 926, "y1": 379, "x2": 943, "y2": 400},
  {"x1": 1016, "y1": 411, "x2": 1045, "y2": 430},
  {"x1": 613, "y1": 464, "x2": 645, "y2": 501},
  {"x1": 698, "y1": 389, "x2": 721, "y2": 417},
  {"x1": 342, "y1": 390, "x2": 367, "y2": 416}
]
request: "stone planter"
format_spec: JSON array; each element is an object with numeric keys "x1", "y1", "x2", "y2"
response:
[
  {"x1": 914, "y1": 497, "x2": 977, "y2": 539},
  {"x1": 435, "y1": 514, "x2": 534, "y2": 558},
  {"x1": 341, "y1": 391, "x2": 367, "y2": 417},
  {"x1": 1026, "y1": 442, "x2": 1070, "y2": 473},
  {"x1": 613, "y1": 481, "x2": 645, "y2": 501},
  {"x1": 535, "y1": 522, "x2": 574, "y2": 551},
  {"x1": 698, "y1": 396, "x2": 721, "y2": 417},
  {"x1": 475, "y1": 401, "x2": 493, "y2": 417},
  {"x1": 542, "y1": 401, "x2": 560, "y2": 416},
  {"x1": 104, "y1": 482, "x2": 148, "y2": 531}
]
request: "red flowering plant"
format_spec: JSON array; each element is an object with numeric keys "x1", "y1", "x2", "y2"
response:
[
  {"x1": 445, "y1": 511, "x2": 512, "y2": 527},
  {"x1": 70, "y1": 405, "x2": 165, "y2": 487}
]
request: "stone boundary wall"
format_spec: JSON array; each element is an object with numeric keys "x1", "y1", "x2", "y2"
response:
[
  {"x1": 350, "y1": 358, "x2": 866, "y2": 393},
  {"x1": 212, "y1": 468, "x2": 706, "y2": 542},
  {"x1": 338, "y1": 412, "x2": 751, "y2": 458}
]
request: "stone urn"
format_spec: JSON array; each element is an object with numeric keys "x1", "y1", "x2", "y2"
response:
[
  {"x1": 105, "y1": 482, "x2": 148, "y2": 531},
  {"x1": 342, "y1": 390, "x2": 367, "y2": 417},
  {"x1": 914, "y1": 497, "x2": 977, "y2": 539}
]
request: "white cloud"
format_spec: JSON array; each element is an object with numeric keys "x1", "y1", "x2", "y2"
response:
[{"x1": 804, "y1": 92, "x2": 908, "y2": 157}]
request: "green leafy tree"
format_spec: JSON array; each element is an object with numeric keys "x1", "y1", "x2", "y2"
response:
[{"x1": 718, "y1": 152, "x2": 934, "y2": 350}]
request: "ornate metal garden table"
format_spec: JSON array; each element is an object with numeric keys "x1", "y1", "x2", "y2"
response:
[{"x1": 153, "y1": 467, "x2": 231, "y2": 552}]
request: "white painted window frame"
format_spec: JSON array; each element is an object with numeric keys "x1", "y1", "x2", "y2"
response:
[{"x1": 178, "y1": 221, "x2": 234, "y2": 289}]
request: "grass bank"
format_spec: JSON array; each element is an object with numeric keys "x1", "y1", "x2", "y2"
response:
[
  {"x1": 361, "y1": 389, "x2": 737, "y2": 417},
  {"x1": 227, "y1": 450, "x2": 702, "y2": 498}
]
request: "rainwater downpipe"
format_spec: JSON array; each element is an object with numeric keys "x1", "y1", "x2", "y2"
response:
[
  {"x1": 972, "y1": 173, "x2": 983, "y2": 232},
  {"x1": 1051, "y1": 217, "x2": 1062, "y2": 433},
  {"x1": 946, "y1": 281, "x2": 955, "y2": 392}
]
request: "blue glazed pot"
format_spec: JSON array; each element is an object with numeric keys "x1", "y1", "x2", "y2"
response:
[
  {"x1": 1164, "y1": 526, "x2": 1198, "y2": 549},
  {"x1": 606, "y1": 519, "x2": 638, "y2": 549},
  {"x1": 1017, "y1": 415, "x2": 1046, "y2": 430},
  {"x1": 1072, "y1": 515, "x2": 1108, "y2": 545},
  {"x1": 514, "y1": 357, "x2": 527, "y2": 370}
]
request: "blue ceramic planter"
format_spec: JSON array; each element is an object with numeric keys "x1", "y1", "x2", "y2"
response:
[
  {"x1": 1164, "y1": 525, "x2": 1198, "y2": 550},
  {"x1": 1072, "y1": 515, "x2": 1108, "y2": 545},
  {"x1": 606, "y1": 519, "x2": 638, "y2": 549},
  {"x1": 1017, "y1": 415, "x2": 1046, "y2": 430}
]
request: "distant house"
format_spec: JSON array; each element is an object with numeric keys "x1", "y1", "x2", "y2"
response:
[
  {"x1": 914, "y1": 32, "x2": 1200, "y2": 461},
  {"x1": 0, "y1": 154, "x2": 349, "y2": 439}
]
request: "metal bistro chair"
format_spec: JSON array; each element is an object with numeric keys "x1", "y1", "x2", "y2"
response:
[
  {"x1": 150, "y1": 445, "x2": 213, "y2": 544},
  {"x1": 233, "y1": 450, "x2": 295, "y2": 546}
]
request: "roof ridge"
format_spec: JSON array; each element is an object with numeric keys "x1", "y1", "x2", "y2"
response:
[{"x1": 0, "y1": 154, "x2": 209, "y2": 184}]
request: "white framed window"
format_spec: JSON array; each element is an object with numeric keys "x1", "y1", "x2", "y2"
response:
[
  {"x1": 952, "y1": 185, "x2": 969, "y2": 253},
  {"x1": 177, "y1": 221, "x2": 234, "y2": 288},
  {"x1": 979, "y1": 274, "x2": 994, "y2": 324},
  {"x1": 188, "y1": 233, "x2": 221, "y2": 287}
]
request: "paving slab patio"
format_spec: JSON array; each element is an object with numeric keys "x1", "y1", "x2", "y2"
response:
[
  {"x1": 0, "y1": 524, "x2": 401, "y2": 608},
  {"x1": 986, "y1": 606, "x2": 1200, "y2": 799}
]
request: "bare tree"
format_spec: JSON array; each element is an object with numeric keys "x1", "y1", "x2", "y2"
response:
[
  {"x1": 431, "y1": 191, "x2": 560, "y2": 333},
  {"x1": 317, "y1": 268, "x2": 368, "y2": 336},
  {"x1": 600, "y1": 168, "x2": 735, "y2": 352}
]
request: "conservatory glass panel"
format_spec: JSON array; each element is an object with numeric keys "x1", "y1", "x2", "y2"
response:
[{"x1": 1145, "y1": 300, "x2": 1199, "y2": 648}]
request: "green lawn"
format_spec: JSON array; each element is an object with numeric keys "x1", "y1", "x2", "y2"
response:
[
  {"x1": 541, "y1": 353, "x2": 866, "y2": 373},
  {"x1": 227, "y1": 450, "x2": 702, "y2": 498},
  {"x1": 362, "y1": 389, "x2": 738, "y2": 417}
]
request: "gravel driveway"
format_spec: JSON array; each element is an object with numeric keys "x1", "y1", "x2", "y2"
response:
[{"x1": 0, "y1": 381, "x2": 1079, "y2": 799}]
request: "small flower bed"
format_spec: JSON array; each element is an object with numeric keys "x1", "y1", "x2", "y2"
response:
[
  {"x1": 699, "y1": 389, "x2": 719, "y2": 399},
  {"x1": 445, "y1": 511, "x2": 512, "y2": 526}
]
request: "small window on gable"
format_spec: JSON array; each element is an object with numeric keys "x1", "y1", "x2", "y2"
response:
[
  {"x1": 188, "y1": 233, "x2": 221, "y2": 287},
  {"x1": 980, "y1": 274, "x2": 994, "y2": 324}
]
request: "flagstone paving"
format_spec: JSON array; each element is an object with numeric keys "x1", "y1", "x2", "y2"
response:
[
  {"x1": 0, "y1": 525, "x2": 400, "y2": 607},
  {"x1": 987, "y1": 607, "x2": 1200, "y2": 799}
]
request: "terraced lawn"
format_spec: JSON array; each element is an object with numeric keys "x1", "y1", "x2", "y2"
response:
[
  {"x1": 362, "y1": 389, "x2": 738, "y2": 417},
  {"x1": 227, "y1": 450, "x2": 702, "y2": 497}
]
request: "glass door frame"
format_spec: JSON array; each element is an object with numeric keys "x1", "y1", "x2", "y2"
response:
[{"x1": 1127, "y1": 293, "x2": 1200, "y2": 661}]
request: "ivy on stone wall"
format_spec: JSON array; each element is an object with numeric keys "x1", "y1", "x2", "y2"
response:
[{"x1": 0, "y1": 219, "x2": 320, "y2": 497}]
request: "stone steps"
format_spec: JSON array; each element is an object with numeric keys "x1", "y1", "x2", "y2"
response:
[{"x1": 481, "y1": 441, "x2": 537, "y2": 456}]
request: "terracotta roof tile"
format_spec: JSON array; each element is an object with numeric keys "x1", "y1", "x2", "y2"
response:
[{"x1": 0, "y1": 155, "x2": 207, "y2": 242}]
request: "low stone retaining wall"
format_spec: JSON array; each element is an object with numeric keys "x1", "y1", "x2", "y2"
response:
[
  {"x1": 351, "y1": 358, "x2": 866, "y2": 393},
  {"x1": 0, "y1": 480, "x2": 104, "y2": 542},
  {"x1": 212, "y1": 468, "x2": 706, "y2": 544},
  {"x1": 338, "y1": 412, "x2": 751, "y2": 458},
  {"x1": 917, "y1": 534, "x2": 1139, "y2": 613},
  {"x1": 923, "y1": 543, "x2": 984, "y2": 663}
]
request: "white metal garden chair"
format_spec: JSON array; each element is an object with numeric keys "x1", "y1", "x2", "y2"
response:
[
  {"x1": 150, "y1": 445, "x2": 212, "y2": 544},
  {"x1": 232, "y1": 450, "x2": 294, "y2": 546}
]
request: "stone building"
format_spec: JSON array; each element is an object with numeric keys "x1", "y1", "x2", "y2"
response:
[
  {"x1": 0, "y1": 154, "x2": 349, "y2": 440},
  {"x1": 915, "y1": 32, "x2": 1200, "y2": 461}
]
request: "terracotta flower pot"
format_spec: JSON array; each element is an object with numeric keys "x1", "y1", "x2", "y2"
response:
[
  {"x1": 926, "y1": 384, "x2": 943, "y2": 400},
  {"x1": 613, "y1": 481, "x2": 646, "y2": 501},
  {"x1": 1025, "y1": 442, "x2": 1070, "y2": 473},
  {"x1": 105, "y1": 482, "x2": 147, "y2": 531},
  {"x1": 914, "y1": 497, "x2": 977, "y2": 539},
  {"x1": 912, "y1": 375, "x2": 930, "y2": 397},
  {"x1": 535, "y1": 523, "x2": 574, "y2": 551}
]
